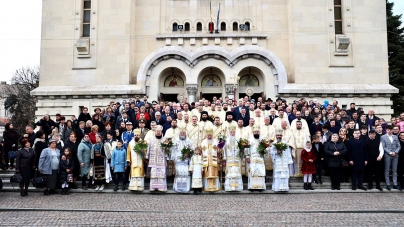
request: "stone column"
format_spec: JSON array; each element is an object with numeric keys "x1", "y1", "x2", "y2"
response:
[
  {"x1": 225, "y1": 84, "x2": 237, "y2": 99},
  {"x1": 186, "y1": 84, "x2": 198, "y2": 103}
]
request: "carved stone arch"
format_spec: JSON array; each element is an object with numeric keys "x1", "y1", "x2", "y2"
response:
[{"x1": 137, "y1": 45, "x2": 287, "y2": 95}]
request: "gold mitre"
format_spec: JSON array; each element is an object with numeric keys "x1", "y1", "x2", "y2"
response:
[
  {"x1": 228, "y1": 125, "x2": 236, "y2": 132},
  {"x1": 179, "y1": 126, "x2": 187, "y2": 132},
  {"x1": 133, "y1": 128, "x2": 141, "y2": 135},
  {"x1": 275, "y1": 129, "x2": 283, "y2": 135},
  {"x1": 253, "y1": 125, "x2": 260, "y2": 132},
  {"x1": 205, "y1": 126, "x2": 213, "y2": 135}
]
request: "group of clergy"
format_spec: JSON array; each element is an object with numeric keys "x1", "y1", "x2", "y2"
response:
[{"x1": 124, "y1": 110, "x2": 311, "y2": 193}]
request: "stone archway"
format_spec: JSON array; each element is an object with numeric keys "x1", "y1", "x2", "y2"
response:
[{"x1": 137, "y1": 45, "x2": 288, "y2": 97}]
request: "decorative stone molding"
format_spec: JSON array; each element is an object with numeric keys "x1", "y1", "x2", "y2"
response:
[
  {"x1": 185, "y1": 84, "x2": 198, "y2": 95},
  {"x1": 137, "y1": 45, "x2": 288, "y2": 93},
  {"x1": 225, "y1": 84, "x2": 236, "y2": 94},
  {"x1": 155, "y1": 33, "x2": 268, "y2": 39}
]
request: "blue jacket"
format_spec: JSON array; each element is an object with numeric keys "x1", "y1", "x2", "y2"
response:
[
  {"x1": 121, "y1": 131, "x2": 134, "y2": 149},
  {"x1": 111, "y1": 147, "x2": 127, "y2": 173},
  {"x1": 38, "y1": 148, "x2": 61, "y2": 175}
]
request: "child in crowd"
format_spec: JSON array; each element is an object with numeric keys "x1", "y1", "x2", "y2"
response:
[
  {"x1": 189, "y1": 147, "x2": 203, "y2": 195},
  {"x1": 59, "y1": 147, "x2": 75, "y2": 195},
  {"x1": 301, "y1": 141, "x2": 316, "y2": 190},
  {"x1": 111, "y1": 141, "x2": 127, "y2": 191}
]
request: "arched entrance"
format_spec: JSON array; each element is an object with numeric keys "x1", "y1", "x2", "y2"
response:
[
  {"x1": 236, "y1": 67, "x2": 265, "y2": 101},
  {"x1": 158, "y1": 67, "x2": 187, "y2": 102},
  {"x1": 198, "y1": 67, "x2": 225, "y2": 101}
]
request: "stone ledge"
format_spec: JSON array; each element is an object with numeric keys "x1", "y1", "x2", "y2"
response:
[
  {"x1": 156, "y1": 33, "x2": 268, "y2": 39},
  {"x1": 279, "y1": 84, "x2": 398, "y2": 94},
  {"x1": 31, "y1": 85, "x2": 144, "y2": 97}
]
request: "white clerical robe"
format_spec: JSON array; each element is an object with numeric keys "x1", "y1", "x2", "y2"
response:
[
  {"x1": 186, "y1": 124, "x2": 202, "y2": 148},
  {"x1": 272, "y1": 116, "x2": 290, "y2": 131},
  {"x1": 223, "y1": 138, "x2": 243, "y2": 191},
  {"x1": 171, "y1": 137, "x2": 193, "y2": 193},
  {"x1": 247, "y1": 138, "x2": 267, "y2": 190},
  {"x1": 212, "y1": 124, "x2": 225, "y2": 140},
  {"x1": 290, "y1": 128, "x2": 311, "y2": 177},
  {"x1": 189, "y1": 154, "x2": 203, "y2": 188},
  {"x1": 222, "y1": 121, "x2": 238, "y2": 134},
  {"x1": 126, "y1": 139, "x2": 145, "y2": 191},
  {"x1": 164, "y1": 127, "x2": 180, "y2": 140},
  {"x1": 147, "y1": 137, "x2": 167, "y2": 192},
  {"x1": 290, "y1": 118, "x2": 310, "y2": 135},
  {"x1": 271, "y1": 140, "x2": 293, "y2": 192}
]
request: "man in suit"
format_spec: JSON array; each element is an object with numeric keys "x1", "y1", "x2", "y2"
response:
[
  {"x1": 154, "y1": 111, "x2": 165, "y2": 126},
  {"x1": 233, "y1": 99, "x2": 249, "y2": 121},
  {"x1": 366, "y1": 109, "x2": 380, "y2": 129},
  {"x1": 309, "y1": 115, "x2": 323, "y2": 136},
  {"x1": 380, "y1": 125, "x2": 402, "y2": 191},
  {"x1": 365, "y1": 129, "x2": 383, "y2": 191},
  {"x1": 237, "y1": 108, "x2": 249, "y2": 127},
  {"x1": 268, "y1": 109, "x2": 278, "y2": 125},
  {"x1": 74, "y1": 121, "x2": 86, "y2": 142},
  {"x1": 347, "y1": 129, "x2": 368, "y2": 190},
  {"x1": 321, "y1": 125, "x2": 333, "y2": 143},
  {"x1": 312, "y1": 135, "x2": 324, "y2": 184},
  {"x1": 162, "y1": 106, "x2": 175, "y2": 121}
]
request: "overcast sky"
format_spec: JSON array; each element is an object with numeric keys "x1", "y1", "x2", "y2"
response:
[{"x1": 0, "y1": 0, "x2": 402, "y2": 83}]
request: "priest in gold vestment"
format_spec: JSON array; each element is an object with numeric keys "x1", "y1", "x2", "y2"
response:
[
  {"x1": 201, "y1": 127, "x2": 220, "y2": 192},
  {"x1": 126, "y1": 129, "x2": 145, "y2": 191}
]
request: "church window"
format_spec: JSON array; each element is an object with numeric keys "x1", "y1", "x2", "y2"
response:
[
  {"x1": 233, "y1": 22, "x2": 238, "y2": 31},
  {"x1": 245, "y1": 22, "x2": 250, "y2": 31},
  {"x1": 196, "y1": 22, "x2": 202, "y2": 31},
  {"x1": 82, "y1": 0, "x2": 91, "y2": 37},
  {"x1": 185, "y1": 22, "x2": 190, "y2": 31},
  {"x1": 334, "y1": 0, "x2": 343, "y2": 34},
  {"x1": 173, "y1": 23, "x2": 178, "y2": 32},
  {"x1": 220, "y1": 22, "x2": 226, "y2": 31}
]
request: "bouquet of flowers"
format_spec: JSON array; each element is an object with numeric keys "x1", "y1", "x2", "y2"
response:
[
  {"x1": 161, "y1": 138, "x2": 174, "y2": 154},
  {"x1": 217, "y1": 132, "x2": 227, "y2": 149},
  {"x1": 237, "y1": 138, "x2": 251, "y2": 159},
  {"x1": 257, "y1": 139, "x2": 270, "y2": 158},
  {"x1": 273, "y1": 142, "x2": 288, "y2": 157},
  {"x1": 180, "y1": 145, "x2": 194, "y2": 161},
  {"x1": 134, "y1": 139, "x2": 148, "y2": 159},
  {"x1": 208, "y1": 115, "x2": 215, "y2": 123}
]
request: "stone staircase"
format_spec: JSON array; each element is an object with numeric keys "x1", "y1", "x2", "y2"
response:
[{"x1": 1, "y1": 169, "x2": 395, "y2": 194}]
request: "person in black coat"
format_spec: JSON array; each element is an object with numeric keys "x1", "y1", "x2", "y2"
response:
[
  {"x1": 78, "y1": 107, "x2": 92, "y2": 124},
  {"x1": 36, "y1": 115, "x2": 57, "y2": 142},
  {"x1": 312, "y1": 135, "x2": 324, "y2": 184},
  {"x1": 74, "y1": 121, "x2": 86, "y2": 142},
  {"x1": 16, "y1": 138, "x2": 36, "y2": 197},
  {"x1": 64, "y1": 132, "x2": 79, "y2": 189},
  {"x1": 59, "y1": 147, "x2": 75, "y2": 195},
  {"x1": 324, "y1": 133, "x2": 348, "y2": 190},
  {"x1": 365, "y1": 129, "x2": 383, "y2": 191},
  {"x1": 347, "y1": 129, "x2": 368, "y2": 190},
  {"x1": 2, "y1": 123, "x2": 19, "y2": 169},
  {"x1": 33, "y1": 131, "x2": 48, "y2": 169},
  {"x1": 19, "y1": 125, "x2": 36, "y2": 147}
]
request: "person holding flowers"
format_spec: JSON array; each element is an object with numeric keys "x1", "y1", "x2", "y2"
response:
[
  {"x1": 171, "y1": 128, "x2": 194, "y2": 193},
  {"x1": 223, "y1": 125, "x2": 243, "y2": 191},
  {"x1": 246, "y1": 125, "x2": 267, "y2": 191},
  {"x1": 271, "y1": 130, "x2": 293, "y2": 192},
  {"x1": 126, "y1": 129, "x2": 146, "y2": 191}
]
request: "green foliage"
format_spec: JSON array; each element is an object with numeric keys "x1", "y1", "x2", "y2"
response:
[{"x1": 387, "y1": 1, "x2": 404, "y2": 115}]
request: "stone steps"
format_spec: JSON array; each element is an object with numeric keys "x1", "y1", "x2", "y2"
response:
[{"x1": 0, "y1": 169, "x2": 392, "y2": 193}]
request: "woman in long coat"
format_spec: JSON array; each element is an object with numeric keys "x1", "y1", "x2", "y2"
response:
[
  {"x1": 2, "y1": 123, "x2": 19, "y2": 169},
  {"x1": 16, "y1": 138, "x2": 35, "y2": 196},
  {"x1": 77, "y1": 133, "x2": 92, "y2": 190},
  {"x1": 38, "y1": 139, "x2": 61, "y2": 195},
  {"x1": 324, "y1": 134, "x2": 348, "y2": 190}
]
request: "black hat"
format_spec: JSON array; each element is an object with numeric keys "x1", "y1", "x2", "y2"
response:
[
  {"x1": 266, "y1": 98, "x2": 272, "y2": 102},
  {"x1": 201, "y1": 111, "x2": 208, "y2": 116},
  {"x1": 152, "y1": 100, "x2": 158, "y2": 105},
  {"x1": 225, "y1": 111, "x2": 233, "y2": 117},
  {"x1": 276, "y1": 97, "x2": 282, "y2": 101},
  {"x1": 94, "y1": 107, "x2": 101, "y2": 113}
]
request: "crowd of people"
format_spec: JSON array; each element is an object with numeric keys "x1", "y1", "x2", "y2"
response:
[{"x1": 2, "y1": 95, "x2": 404, "y2": 196}]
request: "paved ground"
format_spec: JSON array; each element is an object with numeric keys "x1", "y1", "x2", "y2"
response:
[{"x1": 0, "y1": 192, "x2": 403, "y2": 226}]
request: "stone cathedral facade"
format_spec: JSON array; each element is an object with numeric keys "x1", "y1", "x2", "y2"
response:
[{"x1": 32, "y1": 0, "x2": 397, "y2": 119}]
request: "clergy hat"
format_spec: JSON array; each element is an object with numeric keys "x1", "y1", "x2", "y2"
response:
[
  {"x1": 155, "y1": 125, "x2": 163, "y2": 132},
  {"x1": 205, "y1": 127, "x2": 213, "y2": 135},
  {"x1": 253, "y1": 125, "x2": 260, "y2": 132},
  {"x1": 228, "y1": 125, "x2": 236, "y2": 132},
  {"x1": 179, "y1": 127, "x2": 187, "y2": 132},
  {"x1": 133, "y1": 128, "x2": 141, "y2": 135},
  {"x1": 275, "y1": 129, "x2": 283, "y2": 135},
  {"x1": 225, "y1": 111, "x2": 233, "y2": 117},
  {"x1": 201, "y1": 111, "x2": 208, "y2": 116}
]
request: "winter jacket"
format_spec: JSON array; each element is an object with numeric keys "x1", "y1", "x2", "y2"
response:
[{"x1": 111, "y1": 147, "x2": 127, "y2": 173}]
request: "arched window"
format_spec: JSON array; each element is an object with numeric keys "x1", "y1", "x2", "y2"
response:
[
  {"x1": 233, "y1": 22, "x2": 238, "y2": 31},
  {"x1": 220, "y1": 22, "x2": 226, "y2": 31},
  {"x1": 185, "y1": 22, "x2": 190, "y2": 31},
  {"x1": 173, "y1": 23, "x2": 178, "y2": 32},
  {"x1": 245, "y1": 22, "x2": 250, "y2": 31},
  {"x1": 196, "y1": 22, "x2": 202, "y2": 31}
]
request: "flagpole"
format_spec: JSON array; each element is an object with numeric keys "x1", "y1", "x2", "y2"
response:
[{"x1": 215, "y1": 3, "x2": 220, "y2": 33}]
